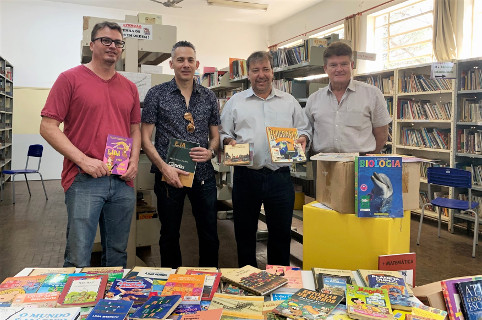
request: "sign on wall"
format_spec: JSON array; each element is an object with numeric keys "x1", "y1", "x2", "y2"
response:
[{"x1": 120, "y1": 23, "x2": 153, "y2": 40}]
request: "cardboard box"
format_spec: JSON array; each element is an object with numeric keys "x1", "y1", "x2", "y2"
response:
[
  {"x1": 303, "y1": 202, "x2": 411, "y2": 270},
  {"x1": 411, "y1": 281, "x2": 446, "y2": 310},
  {"x1": 315, "y1": 155, "x2": 421, "y2": 214}
]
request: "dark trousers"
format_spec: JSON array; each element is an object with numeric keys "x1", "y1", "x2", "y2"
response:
[
  {"x1": 232, "y1": 166, "x2": 295, "y2": 268},
  {"x1": 154, "y1": 173, "x2": 219, "y2": 268}
]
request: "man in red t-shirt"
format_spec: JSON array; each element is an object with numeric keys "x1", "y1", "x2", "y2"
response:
[{"x1": 40, "y1": 21, "x2": 141, "y2": 268}]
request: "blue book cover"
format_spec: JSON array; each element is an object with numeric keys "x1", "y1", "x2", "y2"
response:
[
  {"x1": 86, "y1": 299, "x2": 133, "y2": 320},
  {"x1": 355, "y1": 156, "x2": 403, "y2": 218},
  {"x1": 455, "y1": 280, "x2": 482, "y2": 320},
  {"x1": 105, "y1": 279, "x2": 152, "y2": 309},
  {"x1": 171, "y1": 304, "x2": 201, "y2": 316},
  {"x1": 367, "y1": 274, "x2": 411, "y2": 310},
  {"x1": 131, "y1": 295, "x2": 182, "y2": 320},
  {"x1": 271, "y1": 292, "x2": 293, "y2": 301}
]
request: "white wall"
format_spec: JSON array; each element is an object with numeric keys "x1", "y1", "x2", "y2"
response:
[{"x1": 0, "y1": 0, "x2": 267, "y2": 180}]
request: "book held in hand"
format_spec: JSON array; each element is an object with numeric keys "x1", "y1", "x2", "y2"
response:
[
  {"x1": 103, "y1": 134, "x2": 133, "y2": 175},
  {"x1": 162, "y1": 138, "x2": 200, "y2": 188},
  {"x1": 355, "y1": 156, "x2": 403, "y2": 218},
  {"x1": 221, "y1": 265, "x2": 288, "y2": 296},
  {"x1": 266, "y1": 127, "x2": 306, "y2": 163},
  {"x1": 223, "y1": 143, "x2": 253, "y2": 166},
  {"x1": 272, "y1": 288, "x2": 344, "y2": 320}
]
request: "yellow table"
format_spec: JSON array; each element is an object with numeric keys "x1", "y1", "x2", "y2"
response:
[{"x1": 303, "y1": 202, "x2": 410, "y2": 270}]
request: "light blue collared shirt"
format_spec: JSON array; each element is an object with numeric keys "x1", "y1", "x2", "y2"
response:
[{"x1": 220, "y1": 87, "x2": 312, "y2": 170}]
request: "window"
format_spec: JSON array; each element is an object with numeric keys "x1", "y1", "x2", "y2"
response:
[
  {"x1": 369, "y1": 0, "x2": 434, "y2": 70},
  {"x1": 472, "y1": 0, "x2": 482, "y2": 57},
  {"x1": 310, "y1": 24, "x2": 344, "y2": 40}
]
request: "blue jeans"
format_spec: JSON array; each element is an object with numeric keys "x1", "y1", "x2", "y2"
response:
[
  {"x1": 154, "y1": 174, "x2": 219, "y2": 268},
  {"x1": 64, "y1": 173, "x2": 135, "y2": 268},
  {"x1": 232, "y1": 166, "x2": 294, "y2": 267}
]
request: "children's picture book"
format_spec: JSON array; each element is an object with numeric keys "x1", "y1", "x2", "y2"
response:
[
  {"x1": 103, "y1": 134, "x2": 133, "y2": 175},
  {"x1": 326, "y1": 304, "x2": 352, "y2": 320},
  {"x1": 411, "y1": 303, "x2": 448, "y2": 320},
  {"x1": 171, "y1": 304, "x2": 202, "y2": 317},
  {"x1": 378, "y1": 253, "x2": 417, "y2": 287},
  {"x1": 37, "y1": 273, "x2": 87, "y2": 293},
  {"x1": 57, "y1": 275, "x2": 108, "y2": 308},
  {"x1": 441, "y1": 277, "x2": 478, "y2": 320},
  {"x1": 105, "y1": 278, "x2": 153, "y2": 309},
  {"x1": 85, "y1": 299, "x2": 133, "y2": 320},
  {"x1": 266, "y1": 127, "x2": 306, "y2": 163},
  {"x1": 455, "y1": 279, "x2": 482, "y2": 320},
  {"x1": 346, "y1": 285, "x2": 394, "y2": 320},
  {"x1": 176, "y1": 267, "x2": 218, "y2": 275},
  {"x1": 185, "y1": 270, "x2": 221, "y2": 300},
  {"x1": 29, "y1": 267, "x2": 77, "y2": 276},
  {"x1": 125, "y1": 267, "x2": 174, "y2": 281},
  {"x1": 223, "y1": 143, "x2": 253, "y2": 166},
  {"x1": 10, "y1": 291, "x2": 60, "y2": 307},
  {"x1": 209, "y1": 293, "x2": 264, "y2": 319},
  {"x1": 317, "y1": 274, "x2": 352, "y2": 298},
  {"x1": 221, "y1": 265, "x2": 288, "y2": 296},
  {"x1": 178, "y1": 308, "x2": 223, "y2": 320},
  {"x1": 271, "y1": 292, "x2": 294, "y2": 301},
  {"x1": 130, "y1": 295, "x2": 182, "y2": 320},
  {"x1": 263, "y1": 300, "x2": 282, "y2": 314},
  {"x1": 311, "y1": 268, "x2": 356, "y2": 292},
  {"x1": 0, "y1": 275, "x2": 47, "y2": 294},
  {"x1": 0, "y1": 288, "x2": 26, "y2": 307},
  {"x1": 355, "y1": 156, "x2": 403, "y2": 218},
  {"x1": 357, "y1": 270, "x2": 413, "y2": 296},
  {"x1": 266, "y1": 265, "x2": 303, "y2": 292},
  {"x1": 162, "y1": 138, "x2": 200, "y2": 188},
  {"x1": 367, "y1": 274, "x2": 411, "y2": 311},
  {"x1": 150, "y1": 280, "x2": 167, "y2": 295},
  {"x1": 0, "y1": 307, "x2": 81, "y2": 320},
  {"x1": 160, "y1": 274, "x2": 206, "y2": 304},
  {"x1": 273, "y1": 288, "x2": 344, "y2": 320}
]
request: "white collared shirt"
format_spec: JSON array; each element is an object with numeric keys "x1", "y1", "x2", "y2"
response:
[
  {"x1": 220, "y1": 87, "x2": 312, "y2": 170},
  {"x1": 305, "y1": 79, "x2": 392, "y2": 154}
]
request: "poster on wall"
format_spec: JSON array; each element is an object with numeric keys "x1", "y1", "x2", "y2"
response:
[{"x1": 120, "y1": 23, "x2": 153, "y2": 40}]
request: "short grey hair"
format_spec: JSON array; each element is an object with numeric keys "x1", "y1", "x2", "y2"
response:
[{"x1": 171, "y1": 41, "x2": 196, "y2": 58}]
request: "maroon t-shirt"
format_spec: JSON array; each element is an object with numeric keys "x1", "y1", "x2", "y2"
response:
[{"x1": 41, "y1": 65, "x2": 141, "y2": 192}]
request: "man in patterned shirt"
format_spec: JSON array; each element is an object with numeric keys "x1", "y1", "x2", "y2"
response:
[{"x1": 141, "y1": 41, "x2": 220, "y2": 268}]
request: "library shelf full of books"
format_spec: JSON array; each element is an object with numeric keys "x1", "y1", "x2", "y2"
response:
[{"x1": 0, "y1": 56, "x2": 13, "y2": 192}]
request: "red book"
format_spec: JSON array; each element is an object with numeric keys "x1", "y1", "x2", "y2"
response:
[
  {"x1": 185, "y1": 270, "x2": 221, "y2": 300},
  {"x1": 378, "y1": 252, "x2": 416, "y2": 287},
  {"x1": 57, "y1": 275, "x2": 108, "y2": 307}
]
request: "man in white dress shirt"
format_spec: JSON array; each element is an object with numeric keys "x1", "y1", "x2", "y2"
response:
[
  {"x1": 220, "y1": 51, "x2": 311, "y2": 267},
  {"x1": 305, "y1": 42, "x2": 391, "y2": 154}
]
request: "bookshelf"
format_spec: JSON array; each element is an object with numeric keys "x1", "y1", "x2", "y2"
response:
[
  {"x1": 0, "y1": 56, "x2": 13, "y2": 192},
  {"x1": 392, "y1": 63, "x2": 456, "y2": 228},
  {"x1": 453, "y1": 57, "x2": 482, "y2": 231},
  {"x1": 353, "y1": 69, "x2": 396, "y2": 154}
]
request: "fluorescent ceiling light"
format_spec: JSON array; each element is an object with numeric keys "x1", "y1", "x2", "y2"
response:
[{"x1": 207, "y1": 0, "x2": 268, "y2": 11}]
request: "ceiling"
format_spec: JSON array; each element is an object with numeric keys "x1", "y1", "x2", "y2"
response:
[{"x1": 42, "y1": 0, "x2": 324, "y2": 25}]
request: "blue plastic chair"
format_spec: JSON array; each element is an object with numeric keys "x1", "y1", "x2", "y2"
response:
[
  {"x1": 1, "y1": 144, "x2": 48, "y2": 204},
  {"x1": 416, "y1": 167, "x2": 479, "y2": 257}
]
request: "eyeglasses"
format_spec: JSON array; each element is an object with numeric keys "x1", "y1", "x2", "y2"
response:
[
  {"x1": 184, "y1": 112, "x2": 195, "y2": 133},
  {"x1": 92, "y1": 37, "x2": 125, "y2": 49}
]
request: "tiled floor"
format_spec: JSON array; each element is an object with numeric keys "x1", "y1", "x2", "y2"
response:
[{"x1": 1, "y1": 179, "x2": 481, "y2": 285}]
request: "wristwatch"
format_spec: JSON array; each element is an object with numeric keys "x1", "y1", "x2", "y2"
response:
[{"x1": 209, "y1": 148, "x2": 216, "y2": 159}]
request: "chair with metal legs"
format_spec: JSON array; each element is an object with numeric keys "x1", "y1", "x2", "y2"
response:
[{"x1": 1, "y1": 144, "x2": 48, "y2": 204}]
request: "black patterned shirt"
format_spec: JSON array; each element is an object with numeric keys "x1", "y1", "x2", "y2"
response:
[{"x1": 142, "y1": 78, "x2": 220, "y2": 182}]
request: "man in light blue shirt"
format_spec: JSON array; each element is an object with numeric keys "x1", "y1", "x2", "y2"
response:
[{"x1": 220, "y1": 51, "x2": 311, "y2": 267}]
